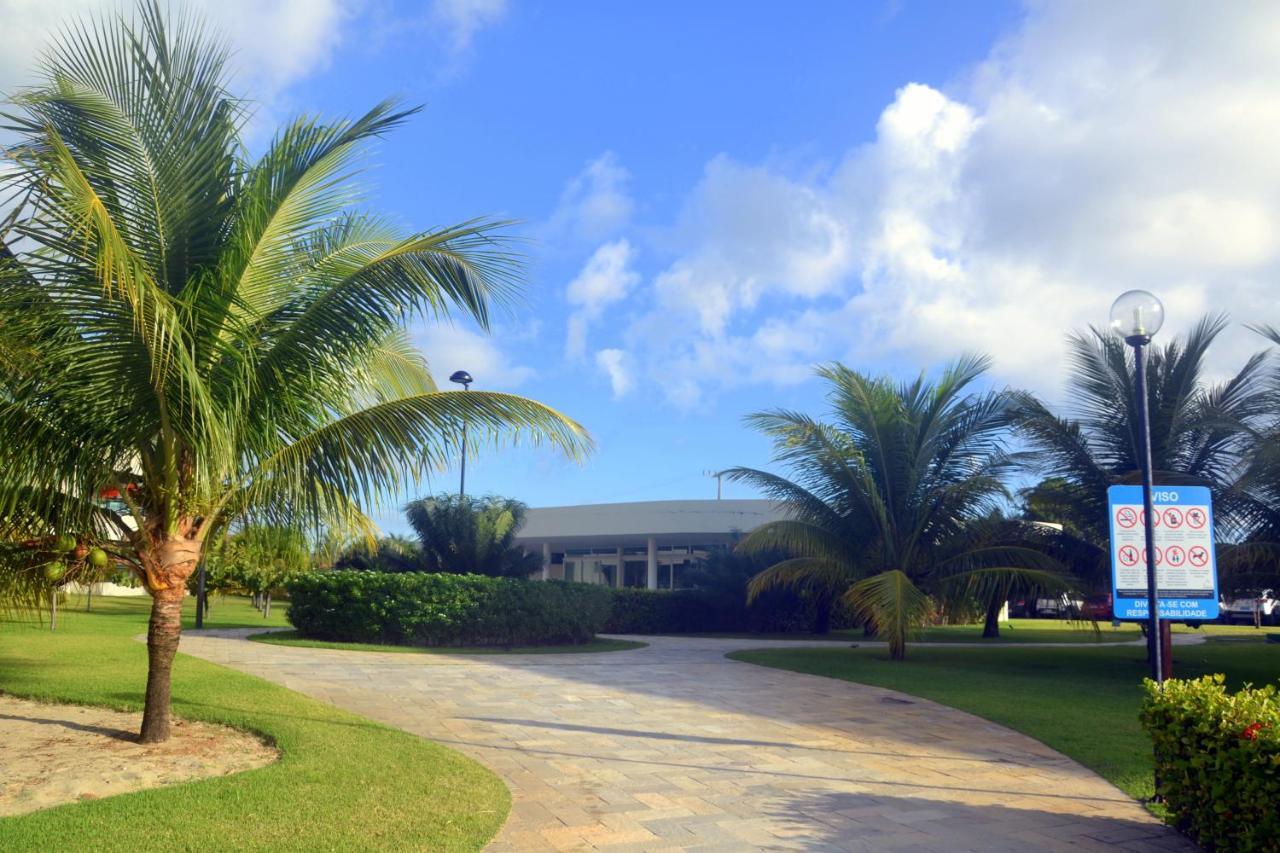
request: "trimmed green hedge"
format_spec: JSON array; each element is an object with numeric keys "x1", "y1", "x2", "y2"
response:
[
  {"x1": 1140, "y1": 675, "x2": 1280, "y2": 850},
  {"x1": 604, "y1": 587, "x2": 857, "y2": 634},
  {"x1": 286, "y1": 571, "x2": 613, "y2": 647}
]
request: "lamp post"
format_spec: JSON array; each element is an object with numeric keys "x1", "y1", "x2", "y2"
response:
[
  {"x1": 1109, "y1": 290, "x2": 1167, "y2": 683},
  {"x1": 449, "y1": 370, "x2": 472, "y2": 498}
]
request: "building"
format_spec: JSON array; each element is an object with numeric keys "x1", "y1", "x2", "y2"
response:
[{"x1": 515, "y1": 499, "x2": 788, "y2": 590}]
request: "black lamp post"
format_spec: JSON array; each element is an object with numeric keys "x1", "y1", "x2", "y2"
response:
[
  {"x1": 1109, "y1": 290, "x2": 1166, "y2": 683},
  {"x1": 449, "y1": 370, "x2": 472, "y2": 497}
]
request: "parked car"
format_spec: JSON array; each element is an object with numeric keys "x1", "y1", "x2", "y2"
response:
[
  {"x1": 1219, "y1": 589, "x2": 1279, "y2": 626},
  {"x1": 1080, "y1": 593, "x2": 1113, "y2": 622},
  {"x1": 1032, "y1": 594, "x2": 1085, "y2": 618}
]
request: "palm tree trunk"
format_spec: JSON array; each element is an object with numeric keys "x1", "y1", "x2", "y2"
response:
[
  {"x1": 139, "y1": 584, "x2": 184, "y2": 743},
  {"x1": 138, "y1": 533, "x2": 201, "y2": 744},
  {"x1": 982, "y1": 598, "x2": 1002, "y2": 638}
]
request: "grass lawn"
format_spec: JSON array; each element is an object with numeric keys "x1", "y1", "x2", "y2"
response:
[
  {"x1": 674, "y1": 618, "x2": 1274, "y2": 645},
  {"x1": 730, "y1": 637, "x2": 1280, "y2": 805},
  {"x1": 0, "y1": 595, "x2": 509, "y2": 851},
  {"x1": 251, "y1": 629, "x2": 646, "y2": 655}
]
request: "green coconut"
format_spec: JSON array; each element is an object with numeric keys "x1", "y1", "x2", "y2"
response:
[
  {"x1": 53, "y1": 533, "x2": 77, "y2": 553},
  {"x1": 42, "y1": 561, "x2": 67, "y2": 583},
  {"x1": 87, "y1": 547, "x2": 110, "y2": 569}
]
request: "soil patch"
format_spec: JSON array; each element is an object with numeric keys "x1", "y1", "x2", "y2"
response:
[{"x1": 0, "y1": 694, "x2": 278, "y2": 816}]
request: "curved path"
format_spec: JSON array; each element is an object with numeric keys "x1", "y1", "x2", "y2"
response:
[{"x1": 178, "y1": 632, "x2": 1193, "y2": 852}]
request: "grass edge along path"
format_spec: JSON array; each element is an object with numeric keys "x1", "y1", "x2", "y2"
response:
[
  {"x1": 728, "y1": 641, "x2": 1280, "y2": 807},
  {"x1": 250, "y1": 630, "x2": 647, "y2": 655},
  {"x1": 0, "y1": 598, "x2": 510, "y2": 852}
]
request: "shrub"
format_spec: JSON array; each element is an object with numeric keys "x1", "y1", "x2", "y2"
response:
[
  {"x1": 604, "y1": 587, "x2": 857, "y2": 634},
  {"x1": 286, "y1": 571, "x2": 612, "y2": 647},
  {"x1": 1140, "y1": 674, "x2": 1280, "y2": 851}
]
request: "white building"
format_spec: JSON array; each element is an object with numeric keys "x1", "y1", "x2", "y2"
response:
[{"x1": 515, "y1": 499, "x2": 788, "y2": 590}]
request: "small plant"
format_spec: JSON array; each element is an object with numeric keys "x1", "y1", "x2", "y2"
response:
[{"x1": 1140, "y1": 674, "x2": 1280, "y2": 850}]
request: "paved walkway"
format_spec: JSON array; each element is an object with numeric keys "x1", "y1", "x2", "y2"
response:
[{"x1": 178, "y1": 632, "x2": 1194, "y2": 852}]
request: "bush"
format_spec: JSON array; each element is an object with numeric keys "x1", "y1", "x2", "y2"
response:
[
  {"x1": 1140, "y1": 675, "x2": 1280, "y2": 851},
  {"x1": 604, "y1": 587, "x2": 857, "y2": 634},
  {"x1": 286, "y1": 571, "x2": 613, "y2": 647}
]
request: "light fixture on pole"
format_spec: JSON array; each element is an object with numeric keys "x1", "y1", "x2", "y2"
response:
[
  {"x1": 704, "y1": 469, "x2": 726, "y2": 500},
  {"x1": 449, "y1": 370, "x2": 473, "y2": 498},
  {"x1": 1109, "y1": 289, "x2": 1166, "y2": 683}
]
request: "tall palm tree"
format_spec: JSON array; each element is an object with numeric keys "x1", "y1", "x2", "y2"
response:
[
  {"x1": 0, "y1": 3, "x2": 590, "y2": 742},
  {"x1": 728, "y1": 357, "x2": 1066, "y2": 659},
  {"x1": 1017, "y1": 316, "x2": 1269, "y2": 587},
  {"x1": 405, "y1": 494, "x2": 540, "y2": 577}
]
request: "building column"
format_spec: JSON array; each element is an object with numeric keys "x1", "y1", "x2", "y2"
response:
[
  {"x1": 646, "y1": 536, "x2": 657, "y2": 590},
  {"x1": 615, "y1": 546, "x2": 625, "y2": 588},
  {"x1": 541, "y1": 542, "x2": 551, "y2": 581}
]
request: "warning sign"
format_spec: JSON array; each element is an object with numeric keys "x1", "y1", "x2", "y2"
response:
[{"x1": 1108, "y1": 485, "x2": 1219, "y2": 620}]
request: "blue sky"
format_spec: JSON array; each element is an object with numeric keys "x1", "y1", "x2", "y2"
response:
[
  {"x1": 286, "y1": 0, "x2": 1024, "y2": 518},
  {"x1": 7, "y1": 1, "x2": 1278, "y2": 532}
]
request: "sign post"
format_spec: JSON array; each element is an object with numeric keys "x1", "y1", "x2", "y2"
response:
[{"x1": 1109, "y1": 485, "x2": 1219, "y2": 630}]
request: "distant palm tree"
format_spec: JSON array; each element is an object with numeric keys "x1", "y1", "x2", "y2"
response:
[
  {"x1": 405, "y1": 494, "x2": 540, "y2": 577},
  {"x1": 728, "y1": 357, "x2": 1067, "y2": 659},
  {"x1": 0, "y1": 3, "x2": 590, "y2": 742},
  {"x1": 1017, "y1": 315, "x2": 1269, "y2": 588}
]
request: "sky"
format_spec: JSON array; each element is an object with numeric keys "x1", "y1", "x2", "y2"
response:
[{"x1": 4, "y1": 1, "x2": 1280, "y2": 532}]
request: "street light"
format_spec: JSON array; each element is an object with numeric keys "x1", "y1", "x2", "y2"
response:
[
  {"x1": 1109, "y1": 289, "x2": 1167, "y2": 683},
  {"x1": 449, "y1": 370, "x2": 472, "y2": 498}
]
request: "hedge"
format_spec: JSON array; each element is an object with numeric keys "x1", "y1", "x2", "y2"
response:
[
  {"x1": 604, "y1": 588, "x2": 857, "y2": 634},
  {"x1": 286, "y1": 571, "x2": 613, "y2": 647},
  {"x1": 1140, "y1": 675, "x2": 1280, "y2": 851}
]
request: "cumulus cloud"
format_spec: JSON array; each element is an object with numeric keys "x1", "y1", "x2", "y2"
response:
[
  {"x1": 608, "y1": 0, "x2": 1280, "y2": 403},
  {"x1": 547, "y1": 152, "x2": 634, "y2": 243},
  {"x1": 594, "y1": 348, "x2": 634, "y2": 398},
  {"x1": 0, "y1": 0, "x2": 353, "y2": 106},
  {"x1": 413, "y1": 323, "x2": 535, "y2": 390},
  {"x1": 564, "y1": 239, "x2": 640, "y2": 359},
  {"x1": 430, "y1": 0, "x2": 508, "y2": 55}
]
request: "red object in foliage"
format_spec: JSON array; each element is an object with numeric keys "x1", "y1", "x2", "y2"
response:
[
  {"x1": 1240, "y1": 722, "x2": 1265, "y2": 741},
  {"x1": 99, "y1": 486, "x2": 121, "y2": 499}
]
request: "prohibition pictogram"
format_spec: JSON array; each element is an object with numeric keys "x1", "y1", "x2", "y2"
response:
[
  {"x1": 1141, "y1": 509, "x2": 1161, "y2": 527},
  {"x1": 1188, "y1": 545, "x2": 1209, "y2": 568},
  {"x1": 1186, "y1": 507, "x2": 1207, "y2": 529},
  {"x1": 1118, "y1": 545, "x2": 1139, "y2": 566},
  {"x1": 1164, "y1": 545, "x2": 1186, "y2": 567},
  {"x1": 1142, "y1": 547, "x2": 1163, "y2": 565},
  {"x1": 1163, "y1": 508, "x2": 1183, "y2": 529},
  {"x1": 1116, "y1": 507, "x2": 1138, "y2": 528}
]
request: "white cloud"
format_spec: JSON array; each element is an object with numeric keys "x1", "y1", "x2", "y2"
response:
[
  {"x1": 564, "y1": 239, "x2": 640, "y2": 359},
  {"x1": 611, "y1": 1, "x2": 1280, "y2": 403},
  {"x1": 413, "y1": 323, "x2": 535, "y2": 390},
  {"x1": 594, "y1": 348, "x2": 634, "y2": 399},
  {"x1": 430, "y1": 0, "x2": 508, "y2": 54},
  {"x1": 547, "y1": 152, "x2": 634, "y2": 243},
  {"x1": 0, "y1": 0, "x2": 353, "y2": 106}
]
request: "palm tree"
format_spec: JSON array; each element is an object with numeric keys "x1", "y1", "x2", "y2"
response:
[
  {"x1": 1017, "y1": 316, "x2": 1269, "y2": 588},
  {"x1": 404, "y1": 494, "x2": 541, "y2": 577},
  {"x1": 728, "y1": 357, "x2": 1067, "y2": 659},
  {"x1": 0, "y1": 3, "x2": 590, "y2": 742}
]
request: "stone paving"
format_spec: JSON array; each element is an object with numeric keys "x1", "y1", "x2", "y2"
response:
[{"x1": 178, "y1": 632, "x2": 1195, "y2": 852}]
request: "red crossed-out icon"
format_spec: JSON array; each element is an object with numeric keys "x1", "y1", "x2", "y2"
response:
[
  {"x1": 1163, "y1": 508, "x2": 1184, "y2": 529},
  {"x1": 1116, "y1": 507, "x2": 1138, "y2": 528},
  {"x1": 1140, "y1": 509, "x2": 1161, "y2": 527},
  {"x1": 1117, "y1": 545, "x2": 1139, "y2": 566},
  {"x1": 1164, "y1": 545, "x2": 1186, "y2": 567},
  {"x1": 1141, "y1": 547, "x2": 1163, "y2": 565},
  {"x1": 1188, "y1": 546, "x2": 1209, "y2": 567},
  {"x1": 1186, "y1": 507, "x2": 1207, "y2": 529}
]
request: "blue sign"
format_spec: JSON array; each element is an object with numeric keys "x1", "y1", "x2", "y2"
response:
[{"x1": 1108, "y1": 485, "x2": 1218, "y2": 621}]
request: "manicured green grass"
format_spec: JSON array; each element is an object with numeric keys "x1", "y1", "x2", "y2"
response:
[
  {"x1": 674, "y1": 618, "x2": 1273, "y2": 644},
  {"x1": 0, "y1": 595, "x2": 509, "y2": 851},
  {"x1": 251, "y1": 629, "x2": 647, "y2": 655},
  {"x1": 730, "y1": 639, "x2": 1280, "y2": 804}
]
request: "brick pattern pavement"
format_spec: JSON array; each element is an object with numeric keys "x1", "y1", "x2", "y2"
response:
[{"x1": 178, "y1": 632, "x2": 1195, "y2": 852}]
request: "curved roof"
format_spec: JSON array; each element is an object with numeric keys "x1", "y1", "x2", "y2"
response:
[{"x1": 514, "y1": 499, "x2": 788, "y2": 548}]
